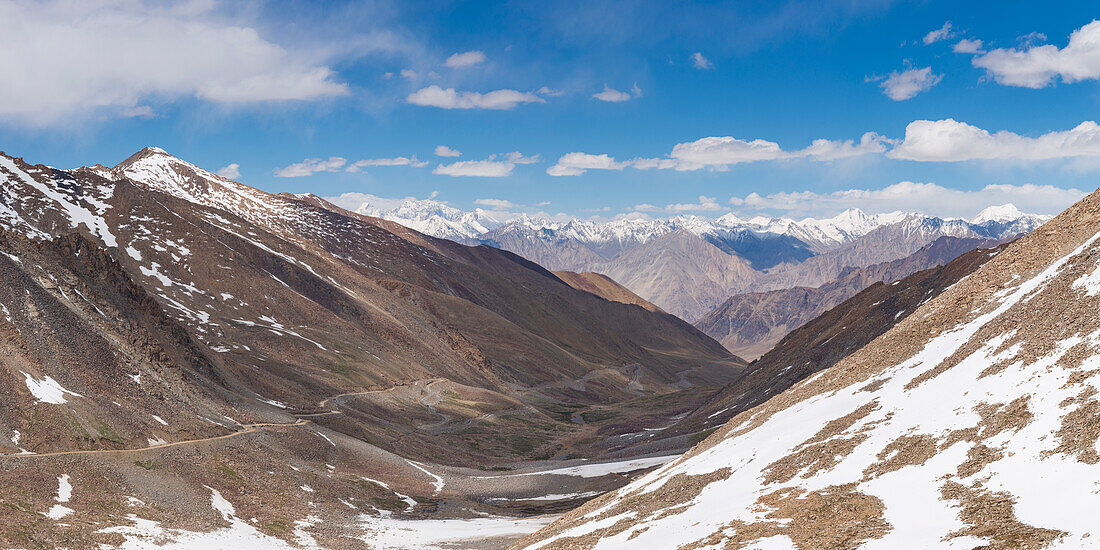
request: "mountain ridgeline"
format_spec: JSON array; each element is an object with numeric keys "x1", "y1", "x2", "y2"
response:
[{"x1": 361, "y1": 199, "x2": 1048, "y2": 322}]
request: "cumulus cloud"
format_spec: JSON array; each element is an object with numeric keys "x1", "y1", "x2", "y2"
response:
[
  {"x1": 729, "y1": 181, "x2": 1084, "y2": 219},
  {"x1": 889, "y1": 118, "x2": 1100, "y2": 162},
  {"x1": 434, "y1": 145, "x2": 461, "y2": 157},
  {"x1": 879, "y1": 67, "x2": 942, "y2": 100},
  {"x1": 0, "y1": 0, "x2": 356, "y2": 123},
  {"x1": 400, "y1": 69, "x2": 419, "y2": 80},
  {"x1": 216, "y1": 163, "x2": 241, "y2": 179},
  {"x1": 923, "y1": 21, "x2": 955, "y2": 44},
  {"x1": 407, "y1": 85, "x2": 544, "y2": 109},
  {"x1": 444, "y1": 50, "x2": 487, "y2": 68},
  {"x1": 953, "y1": 39, "x2": 985, "y2": 54},
  {"x1": 346, "y1": 156, "x2": 428, "y2": 172},
  {"x1": 274, "y1": 157, "x2": 348, "y2": 177},
  {"x1": 593, "y1": 83, "x2": 642, "y2": 102},
  {"x1": 973, "y1": 20, "x2": 1100, "y2": 88},
  {"x1": 434, "y1": 160, "x2": 515, "y2": 177},
  {"x1": 691, "y1": 52, "x2": 714, "y2": 70}
]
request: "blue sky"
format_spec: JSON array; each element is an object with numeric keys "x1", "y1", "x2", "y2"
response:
[{"x1": 2, "y1": 0, "x2": 1099, "y2": 220}]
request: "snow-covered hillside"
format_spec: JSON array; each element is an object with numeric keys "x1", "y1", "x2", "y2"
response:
[{"x1": 516, "y1": 188, "x2": 1100, "y2": 549}]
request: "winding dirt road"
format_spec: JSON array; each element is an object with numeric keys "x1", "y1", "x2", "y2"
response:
[{"x1": 0, "y1": 379, "x2": 445, "y2": 460}]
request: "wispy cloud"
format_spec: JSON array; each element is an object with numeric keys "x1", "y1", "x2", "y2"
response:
[
  {"x1": 434, "y1": 160, "x2": 514, "y2": 177},
  {"x1": 636, "y1": 195, "x2": 722, "y2": 213},
  {"x1": 690, "y1": 52, "x2": 714, "y2": 70},
  {"x1": 548, "y1": 132, "x2": 890, "y2": 175},
  {"x1": 346, "y1": 156, "x2": 428, "y2": 172},
  {"x1": 593, "y1": 83, "x2": 642, "y2": 102},
  {"x1": 275, "y1": 157, "x2": 348, "y2": 178},
  {"x1": 407, "y1": 85, "x2": 544, "y2": 109},
  {"x1": 728, "y1": 181, "x2": 1084, "y2": 218},
  {"x1": 876, "y1": 67, "x2": 942, "y2": 100},
  {"x1": 434, "y1": 151, "x2": 539, "y2": 177},
  {"x1": 923, "y1": 21, "x2": 955, "y2": 44},
  {"x1": 444, "y1": 50, "x2": 487, "y2": 68}
]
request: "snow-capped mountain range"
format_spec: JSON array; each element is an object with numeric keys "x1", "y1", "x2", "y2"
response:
[
  {"x1": 356, "y1": 196, "x2": 1050, "y2": 321},
  {"x1": 355, "y1": 196, "x2": 1046, "y2": 252}
]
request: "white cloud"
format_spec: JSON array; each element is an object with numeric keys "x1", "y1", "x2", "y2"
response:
[
  {"x1": 444, "y1": 50, "x2": 487, "y2": 68},
  {"x1": 953, "y1": 39, "x2": 985, "y2": 54},
  {"x1": 547, "y1": 152, "x2": 630, "y2": 176},
  {"x1": 216, "y1": 163, "x2": 241, "y2": 179},
  {"x1": 642, "y1": 195, "x2": 726, "y2": 212},
  {"x1": 536, "y1": 86, "x2": 565, "y2": 97},
  {"x1": 593, "y1": 83, "x2": 642, "y2": 102},
  {"x1": 346, "y1": 156, "x2": 428, "y2": 172},
  {"x1": 973, "y1": 20, "x2": 1100, "y2": 88},
  {"x1": 669, "y1": 132, "x2": 889, "y2": 169},
  {"x1": 501, "y1": 151, "x2": 541, "y2": 164},
  {"x1": 691, "y1": 52, "x2": 714, "y2": 70},
  {"x1": 0, "y1": 0, "x2": 354, "y2": 123},
  {"x1": 923, "y1": 21, "x2": 955, "y2": 44},
  {"x1": 274, "y1": 157, "x2": 347, "y2": 177},
  {"x1": 889, "y1": 118, "x2": 1100, "y2": 162},
  {"x1": 729, "y1": 181, "x2": 1084, "y2": 219},
  {"x1": 879, "y1": 67, "x2": 942, "y2": 100},
  {"x1": 433, "y1": 151, "x2": 539, "y2": 177},
  {"x1": 434, "y1": 145, "x2": 461, "y2": 157},
  {"x1": 434, "y1": 159, "x2": 515, "y2": 177},
  {"x1": 548, "y1": 132, "x2": 889, "y2": 175},
  {"x1": 474, "y1": 198, "x2": 521, "y2": 209},
  {"x1": 400, "y1": 69, "x2": 419, "y2": 80},
  {"x1": 407, "y1": 85, "x2": 544, "y2": 109}
]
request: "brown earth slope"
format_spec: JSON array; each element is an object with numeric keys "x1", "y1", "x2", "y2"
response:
[{"x1": 552, "y1": 271, "x2": 663, "y2": 313}]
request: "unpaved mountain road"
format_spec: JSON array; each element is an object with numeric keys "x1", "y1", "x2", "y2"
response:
[{"x1": 0, "y1": 379, "x2": 447, "y2": 460}]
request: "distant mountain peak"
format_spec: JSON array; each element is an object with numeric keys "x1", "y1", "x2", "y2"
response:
[{"x1": 972, "y1": 203, "x2": 1025, "y2": 224}]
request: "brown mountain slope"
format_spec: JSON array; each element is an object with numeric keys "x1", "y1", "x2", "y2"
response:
[
  {"x1": 1, "y1": 148, "x2": 743, "y2": 467},
  {"x1": 697, "y1": 236, "x2": 1003, "y2": 359},
  {"x1": 552, "y1": 271, "x2": 663, "y2": 312},
  {"x1": 676, "y1": 240, "x2": 1007, "y2": 437}
]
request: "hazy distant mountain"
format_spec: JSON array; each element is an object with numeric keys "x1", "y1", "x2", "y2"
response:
[
  {"x1": 362, "y1": 199, "x2": 1049, "y2": 321},
  {"x1": 695, "y1": 236, "x2": 1004, "y2": 359}
]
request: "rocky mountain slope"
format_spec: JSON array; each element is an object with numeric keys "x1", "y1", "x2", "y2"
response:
[
  {"x1": 697, "y1": 236, "x2": 1003, "y2": 359},
  {"x1": 0, "y1": 148, "x2": 743, "y2": 548},
  {"x1": 678, "y1": 241, "x2": 1007, "y2": 439},
  {"x1": 364, "y1": 199, "x2": 1047, "y2": 321},
  {"x1": 552, "y1": 271, "x2": 663, "y2": 313},
  {"x1": 516, "y1": 186, "x2": 1100, "y2": 549}
]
